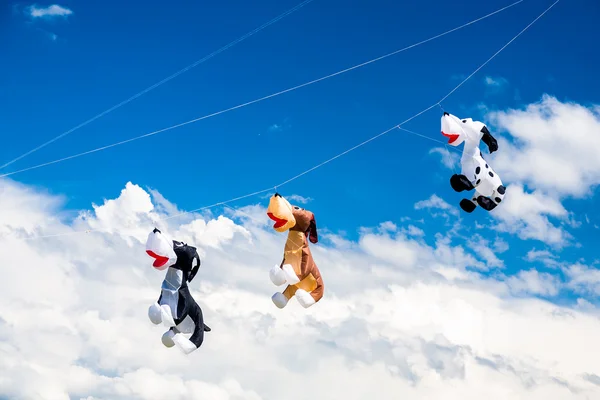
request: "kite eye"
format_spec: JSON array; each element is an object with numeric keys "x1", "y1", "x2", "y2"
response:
[
  {"x1": 462, "y1": 119, "x2": 467, "y2": 123},
  {"x1": 294, "y1": 206, "x2": 301, "y2": 210}
]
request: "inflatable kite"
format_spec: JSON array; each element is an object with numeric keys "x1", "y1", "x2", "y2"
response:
[
  {"x1": 441, "y1": 111, "x2": 506, "y2": 213},
  {"x1": 266, "y1": 193, "x2": 324, "y2": 309},
  {"x1": 146, "y1": 228, "x2": 210, "y2": 354}
]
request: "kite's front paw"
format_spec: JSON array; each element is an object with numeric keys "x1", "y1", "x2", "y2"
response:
[
  {"x1": 160, "y1": 304, "x2": 176, "y2": 328},
  {"x1": 148, "y1": 302, "x2": 162, "y2": 325},
  {"x1": 281, "y1": 264, "x2": 300, "y2": 285},
  {"x1": 269, "y1": 265, "x2": 287, "y2": 286},
  {"x1": 450, "y1": 174, "x2": 474, "y2": 192}
]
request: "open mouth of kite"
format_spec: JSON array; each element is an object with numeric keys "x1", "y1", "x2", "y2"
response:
[
  {"x1": 146, "y1": 250, "x2": 169, "y2": 268},
  {"x1": 267, "y1": 213, "x2": 288, "y2": 229},
  {"x1": 441, "y1": 131, "x2": 459, "y2": 144}
]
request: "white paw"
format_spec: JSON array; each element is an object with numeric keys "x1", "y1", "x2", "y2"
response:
[
  {"x1": 281, "y1": 264, "x2": 300, "y2": 285},
  {"x1": 269, "y1": 265, "x2": 287, "y2": 286},
  {"x1": 148, "y1": 302, "x2": 162, "y2": 325},
  {"x1": 173, "y1": 334, "x2": 198, "y2": 355},
  {"x1": 295, "y1": 289, "x2": 316, "y2": 308},
  {"x1": 161, "y1": 330, "x2": 175, "y2": 348},
  {"x1": 271, "y1": 292, "x2": 288, "y2": 309},
  {"x1": 160, "y1": 304, "x2": 176, "y2": 328}
]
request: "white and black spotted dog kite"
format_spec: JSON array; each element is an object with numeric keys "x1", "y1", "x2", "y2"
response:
[
  {"x1": 441, "y1": 111, "x2": 506, "y2": 213},
  {"x1": 146, "y1": 228, "x2": 210, "y2": 354}
]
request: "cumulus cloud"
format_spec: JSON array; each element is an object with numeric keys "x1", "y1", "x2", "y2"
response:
[
  {"x1": 563, "y1": 263, "x2": 600, "y2": 296},
  {"x1": 466, "y1": 235, "x2": 505, "y2": 269},
  {"x1": 414, "y1": 194, "x2": 459, "y2": 217},
  {"x1": 486, "y1": 94, "x2": 600, "y2": 244},
  {"x1": 0, "y1": 179, "x2": 599, "y2": 399},
  {"x1": 489, "y1": 95, "x2": 600, "y2": 198},
  {"x1": 27, "y1": 4, "x2": 73, "y2": 19},
  {"x1": 505, "y1": 269, "x2": 561, "y2": 296},
  {"x1": 491, "y1": 184, "x2": 571, "y2": 246}
]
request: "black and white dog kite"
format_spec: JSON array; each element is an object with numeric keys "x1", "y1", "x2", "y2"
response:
[
  {"x1": 441, "y1": 111, "x2": 506, "y2": 213},
  {"x1": 146, "y1": 228, "x2": 210, "y2": 354}
]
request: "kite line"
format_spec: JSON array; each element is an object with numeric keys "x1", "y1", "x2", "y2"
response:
[
  {"x1": 0, "y1": 0, "x2": 524, "y2": 179},
  {"x1": 0, "y1": 0, "x2": 317, "y2": 170},
  {"x1": 14, "y1": 0, "x2": 561, "y2": 241}
]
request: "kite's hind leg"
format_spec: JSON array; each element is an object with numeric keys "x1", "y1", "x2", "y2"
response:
[
  {"x1": 460, "y1": 190, "x2": 496, "y2": 213},
  {"x1": 170, "y1": 303, "x2": 204, "y2": 355},
  {"x1": 476, "y1": 184, "x2": 506, "y2": 212},
  {"x1": 476, "y1": 196, "x2": 498, "y2": 211},
  {"x1": 459, "y1": 190, "x2": 484, "y2": 213},
  {"x1": 272, "y1": 284, "x2": 295, "y2": 309},
  {"x1": 493, "y1": 184, "x2": 506, "y2": 205},
  {"x1": 460, "y1": 198, "x2": 477, "y2": 213},
  {"x1": 186, "y1": 302, "x2": 206, "y2": 350}
]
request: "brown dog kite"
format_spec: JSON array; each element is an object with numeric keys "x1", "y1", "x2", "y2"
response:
[{"x1": 266, "y1": 193, "x2": 324, "y2": 309}]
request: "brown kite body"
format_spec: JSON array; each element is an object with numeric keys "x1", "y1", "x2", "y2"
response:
[{"x1": 267, "y1": 194, "x2": 324, "y2": 309}]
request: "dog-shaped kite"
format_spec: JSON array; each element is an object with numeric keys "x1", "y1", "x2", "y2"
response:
[
  {"x1": 441, "y1": 111, "x2": 506, "y2": 213},
  {"x1": 266, "y1": 193, "x2": 324, "y2": 309},
  {"x1": 146, "y1": 228, "x2": 210, "y2": 354}
]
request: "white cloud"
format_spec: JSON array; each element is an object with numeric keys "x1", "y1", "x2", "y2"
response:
[
  {"x1": 564, "y1": 263, "x2": 600, "y2": 296},
  {"x1": 286, "y1": 194, "x2": 312, "y2": 204},
  {"x1": 414, "y1": 194, "x2": 459, "y2": 217},
  {"x1": 268, "y1": 124, "x2": 282, "y2": 132},
  {"x1": 492, "y1": 238, "x2": 509, "y2": 253},
  {"x1": 491, "y1": 184, "x2": 571, "y2": 246},
  {"x1": 267, "y1": 119, "x2": 291, "y2": 133},
  {"x1": 0, "y1": 179, "x2": 599, "y2": 399},
  {"x1": 27, "y1": 4, "x2": 73, "y2": 19},
  {"x1": 466, "y1": 235, "x2": 504, "y2": 269},
  {"x1": 403, "y1": 225, "x2": 425, "y2": 237},
  {"x1": 525, "y1": 249, "x2": 561, "y2": 268},
  {"x1": 484, "y1": 76, "x2": 508, "y2": 87},
  {"x1": 489, "y1": 95, "x2": 600, "y2": 198},
  {"x1": 429, "y1": 147, "x2": 460, "y2": 169},
  {"x1": 505, "y1": 269, "x2": 561, "y2": 296}
]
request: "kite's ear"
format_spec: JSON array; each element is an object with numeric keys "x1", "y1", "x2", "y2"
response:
[{"x1": 307, "y1": 214, "x2": 318, "y2": 244}]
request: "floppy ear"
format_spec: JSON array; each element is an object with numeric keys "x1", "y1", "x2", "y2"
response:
[
  {"x1": 308, "y1": 214, "x2": 318, "y2": 244},
  {"x1": 188, "y1": 252, "x2": 201, "y2": 282}
]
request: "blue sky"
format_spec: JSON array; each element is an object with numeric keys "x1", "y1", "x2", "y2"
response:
[
  {"x1": 4, "y1": 2, "x2": 600, "y2": 398},
  {"x1": 1, "y1": 0, "x2": 599, "y2": 301}
]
